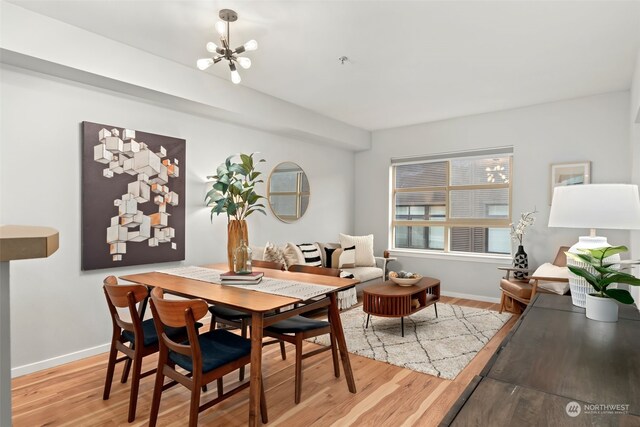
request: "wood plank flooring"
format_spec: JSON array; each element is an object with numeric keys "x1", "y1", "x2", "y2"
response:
[{"x1": 11, "y1": 296, "x2": 518, "y2": 426}]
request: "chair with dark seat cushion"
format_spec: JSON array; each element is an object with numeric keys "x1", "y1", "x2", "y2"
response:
[
  {"x1": 209, "y1": 261, "x2": 287, "y2": 380},
  {"x1": 121, "y1": 318, "x2": 203, "y2": 347},
  {"x1": 266, "y1": 315, "x2": 330, "y2": 333},
  {"x1": 263, "y1": 298, "x2": 339, "y2": 404},
  {"x1": 169, "y1": 329, "x2": 252, "y2": 373},
  {"x1": 148, "y1": 287, "x2": 267, "y2": 427},
  {"x1": 498, "y1": 246, "x2": 570, "y2": 314},
  {"x1": 103, "y1": 276, "x2": 192, "y2": 423}
]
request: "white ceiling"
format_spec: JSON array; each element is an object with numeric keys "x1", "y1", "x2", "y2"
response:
[{"x1": 8, "y1": 0, "x2": 640, "y2": 131}]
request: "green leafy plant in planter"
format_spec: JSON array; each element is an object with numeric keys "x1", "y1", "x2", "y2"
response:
[
  {"x1": 205, "y1": 153, "x2": 266, "y2": 271},
  {"x1": 205, "y1": 153, "x2": 266, "y2": 220},
  {"x1": 566, "y1": 246, "x2": 640, "y2": 304}
]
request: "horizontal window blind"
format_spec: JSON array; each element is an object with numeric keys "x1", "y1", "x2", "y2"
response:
[
  {"x1": 395, "y1": 161, "x2": 447, "y2": 187},
  {"x1": 391, "y1": 148, "x2": 512, "y2": 255}
]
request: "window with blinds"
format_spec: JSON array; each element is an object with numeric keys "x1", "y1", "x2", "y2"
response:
[{"x1": 391, "y1": 152, "x2": 512, "y2": 255}]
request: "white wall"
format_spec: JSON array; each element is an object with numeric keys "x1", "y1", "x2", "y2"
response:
[
  {"x1": 0, "y1": 66, "x2": 355, "y2": 374},
  {"x1": 355, "y1": 92, "x2": 631, "y2": 301},
  {"x1": 630, "y1": 49, "x2": 640, "y2": 307}
]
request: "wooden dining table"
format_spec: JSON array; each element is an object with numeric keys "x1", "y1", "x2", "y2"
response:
[{"x1": 121, "y1": 263, "x2": 358, "y2": 426}]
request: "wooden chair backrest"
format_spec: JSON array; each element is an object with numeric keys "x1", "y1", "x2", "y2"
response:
[
  {"x1": 252, "y1": 259, "x2": 285, "y2": 271},
  {"x1": 103, "y1": 276, "x2": 149, "y2": 308},
  {"x1": 150, "y1": 287, "x2": 207, "y2": 361},
  {"x1": 288, "y1": 264, "x2": 341, "y2": 277},
  {"x1": 553, "y1": 246, "x2": 571, "y2": 267},
  {"x1": 102, "y1": 276, "x2": 148, "y2": 336},
  {"x1": 150, "y1": 287, "x2": 208, "y2": 327}
]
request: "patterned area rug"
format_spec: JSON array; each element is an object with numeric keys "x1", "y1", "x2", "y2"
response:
[{"x1": 310, "y1": 303, "x2": 512, "y2": 380}]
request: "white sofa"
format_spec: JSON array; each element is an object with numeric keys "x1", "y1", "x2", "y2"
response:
[{"x1": 251, "y1": 242, "x2": 389, "y2": 309}]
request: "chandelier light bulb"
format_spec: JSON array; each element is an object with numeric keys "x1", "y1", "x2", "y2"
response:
[
  {"x1": 215, "y1": 21, "x2": 227, "y2": 37},
  {"x1": 197, "y1": 9, "x2": 254, "y2": 84},
  {"x1": 196, "y1": 58, "x2": 214, "y2": 70},
  {"x1": 236, "y1": 57, "x2": 252, "y2": 69},
  {"x1": 229, "y1": 63, "x2": 242, "y2": 84},
  {"x1": 243, "y1": 39, "x2": 258, "y2": 51}
]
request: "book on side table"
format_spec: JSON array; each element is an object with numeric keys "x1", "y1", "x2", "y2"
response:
[{"x1": 220, "y1": 271, "x2": 263, "y2": 285}]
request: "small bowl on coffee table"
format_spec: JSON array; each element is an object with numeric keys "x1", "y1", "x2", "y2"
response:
[{"x1": 390, "y1": 276, "x2": 422, "y2": 286}]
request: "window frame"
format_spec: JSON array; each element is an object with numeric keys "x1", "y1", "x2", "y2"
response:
[
  {"x1": 390, "y1": 154, "x2": 512, "y2": 256},
  {"x1": 268, "y1": 170, "x2": 310, "y2": 222}
]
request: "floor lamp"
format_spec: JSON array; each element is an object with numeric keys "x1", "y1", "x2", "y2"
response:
[{"x1": 548, "y1": 184, "x2": 640, "y2": 307}]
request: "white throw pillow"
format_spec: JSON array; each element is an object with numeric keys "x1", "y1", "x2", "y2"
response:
[
  {"x1": 339, "y1": 233, "x2": 375, "y2": 267},
  {"x1": 283, "y1": 242, "x2": 304, "y2": 267},
  {"x1": 530, "y1": 263, "x2": 570, "y2": 295}
]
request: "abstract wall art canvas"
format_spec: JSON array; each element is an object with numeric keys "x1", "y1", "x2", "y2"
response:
[{"x1": 81, "y1": 121, "x2": 186, "y2": 270}]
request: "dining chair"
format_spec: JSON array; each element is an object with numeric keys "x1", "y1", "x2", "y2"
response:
[
  {"x1": 102, "y1": 276, "x2": 197, "y2": 422},
  {"x1": 208, "y1": 261, "x2": 286, "y2": 380},
  {"x1": 262, "y1": 295, "x2": 339, "y2": 404},
  {"x1": 259, "y1": 265, "x2": 342, "y2": 403},
  {"x1": 287, "y1": 264, "x2": 341, "y2": 277},
  {"x1": 148, "y1": 287, "x2": 267, "y2": 427}
]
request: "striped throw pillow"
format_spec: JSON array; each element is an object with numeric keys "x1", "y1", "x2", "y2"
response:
[{"x1": 296, "y1": 243, "x2": 322, "y2": 267}]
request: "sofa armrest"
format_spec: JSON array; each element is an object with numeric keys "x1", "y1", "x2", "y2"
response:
[
  {"x1": 529, "y1": 276, "x2": 569, "y2": 282},
  {"x1": 497, "y1": 266, "x2": 534, "y2": 279},
  {"x1": 375, "y1": 256, "x2": 398, "y2": 279},
  {"x1": 375, "y1": 256, "x2": 387, "y2": 270}
]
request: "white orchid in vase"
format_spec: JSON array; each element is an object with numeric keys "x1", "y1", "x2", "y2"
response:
[{"x1": 510, "y1": 209, "x2": 537, "y2": 247}]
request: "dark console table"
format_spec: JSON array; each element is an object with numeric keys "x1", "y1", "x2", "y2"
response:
[{"x1": 441, "y1": 294, "x2": 640, "y2": 426}]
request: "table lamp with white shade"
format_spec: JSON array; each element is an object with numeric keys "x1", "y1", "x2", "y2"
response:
[{"x1": 548, "y1": 184, "x2": 640, "y2": 307}]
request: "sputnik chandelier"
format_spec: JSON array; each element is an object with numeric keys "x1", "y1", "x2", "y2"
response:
[{"x1": 196, "y1": 9, "x2": 257, "y2": 84}]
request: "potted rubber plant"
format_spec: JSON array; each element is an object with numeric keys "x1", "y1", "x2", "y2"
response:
[
  {"x1": 566, "y1": 246, "x2": 640, "y2": 322},
  {"x1": 205, "y1": 153, "x2": 266, "y2": 271}
]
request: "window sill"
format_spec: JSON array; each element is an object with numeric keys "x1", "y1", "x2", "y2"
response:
[{"x1": 388, "y1": 249, "x2": 513, "y2": 265}]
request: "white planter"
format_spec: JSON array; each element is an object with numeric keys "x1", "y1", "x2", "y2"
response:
[{"x1": 585, "y1": 294, "x2": 619, "y2": 322}]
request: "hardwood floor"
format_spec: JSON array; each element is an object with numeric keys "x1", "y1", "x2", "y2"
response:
[{"x1": 11, "y1": 296, "x2": 518, "y2": 426}]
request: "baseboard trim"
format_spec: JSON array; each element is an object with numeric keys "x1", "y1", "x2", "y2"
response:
[
  {"x1": 12, "y1": 343, "x2": 111, "y2": 378},
  {"x1": 11, "y1": 313, "x2": 215, "y2": 378},
  {"x1": 441, "y1": 291, "x2": 500, "y2": 304}
]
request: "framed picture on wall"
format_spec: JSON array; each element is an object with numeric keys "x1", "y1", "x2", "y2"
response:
[
  {"x1": 550, "y1": 161, "x2": 591, "y2": 204},
  {"x1": 81, "y1": 121, "x2": 186, "y2": 270}
]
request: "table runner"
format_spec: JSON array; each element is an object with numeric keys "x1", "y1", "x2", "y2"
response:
[{"x1": 156, "y1": 266, "x2": 337, "y2": 301}]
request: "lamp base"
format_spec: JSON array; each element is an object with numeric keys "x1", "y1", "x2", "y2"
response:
[
  {"x1": 568, "y1": 236, "x2": 610, "y2": 252},
  {"x1": 567, "y1": 236, "x2": 620, "y2": 308}
]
